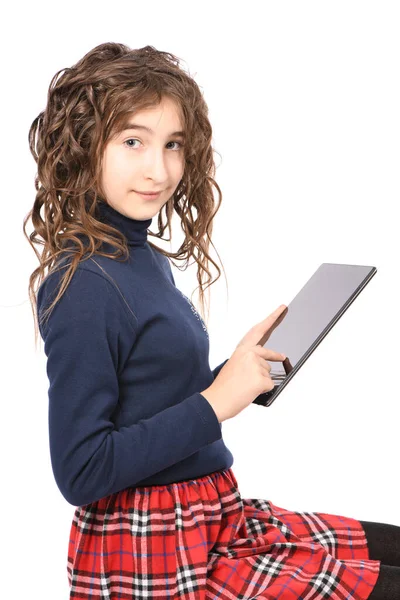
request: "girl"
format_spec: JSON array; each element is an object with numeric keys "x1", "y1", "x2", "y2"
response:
[{"x1": 25, "y1": 42, "x2": 400, "y2": 599}]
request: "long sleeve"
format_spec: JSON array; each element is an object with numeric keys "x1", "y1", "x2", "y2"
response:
[{"x1": 37, "y1": 267, "x2": 223, "y2": 507}]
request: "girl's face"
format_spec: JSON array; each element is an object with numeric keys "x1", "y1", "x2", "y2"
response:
[{"x1": 100, "y1": 96, "x2": 186, "y2": 221}]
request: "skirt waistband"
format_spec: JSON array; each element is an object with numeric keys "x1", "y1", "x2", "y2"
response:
[{"x1": 80, "y1": 467, "x2": 239, "y2": 510}]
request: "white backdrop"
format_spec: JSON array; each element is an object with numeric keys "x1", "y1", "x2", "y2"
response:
[{"x1": 1, "y1": 1, "x2": 398, "y2": 597}]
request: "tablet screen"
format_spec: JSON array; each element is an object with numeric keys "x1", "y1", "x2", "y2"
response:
[{"x1": 255, "y1": 263, "x2": 377, "y2": 407}]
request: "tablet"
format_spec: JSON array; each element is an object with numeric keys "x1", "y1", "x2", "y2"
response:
[{"x1": 253, "y1": 263, "x2": 377, "y2": 408}]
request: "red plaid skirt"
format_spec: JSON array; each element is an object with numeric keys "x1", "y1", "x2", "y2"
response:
[{"x1": 67, "y1": 467, "x2": 380, "y2": 599}]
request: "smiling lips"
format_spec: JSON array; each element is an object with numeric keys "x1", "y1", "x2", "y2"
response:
[
  {"x1": 135, "y1": 190, "x2": 163, "y2": 194},
  {"x1": 133, "y1": 190, "x2": 162, "y2": 200}
]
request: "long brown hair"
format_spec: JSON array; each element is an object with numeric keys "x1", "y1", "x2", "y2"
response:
[{"x1": 23, "y1": 42, "x2": 227, "y2": 350}]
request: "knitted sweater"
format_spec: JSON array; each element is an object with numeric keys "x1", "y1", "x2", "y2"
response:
[{"x1": 37, "y1": 200, "x2": 233, "y2": 507}]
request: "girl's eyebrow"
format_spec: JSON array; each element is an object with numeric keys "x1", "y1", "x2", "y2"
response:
[{"x1": 120, "y1": 122, "x2": 185, "y2": 138}]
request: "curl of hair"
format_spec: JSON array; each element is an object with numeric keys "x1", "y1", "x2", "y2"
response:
[{"x1": 23, "y1": 42, "x2": 228, "y2": 350}]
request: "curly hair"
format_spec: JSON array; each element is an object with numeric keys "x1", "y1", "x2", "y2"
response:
[{"x1": 23, "y1": 42, "x2": 228, "y2": 350}]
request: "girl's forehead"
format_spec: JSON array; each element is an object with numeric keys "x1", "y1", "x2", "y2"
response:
[
  {"x1": 113, "y1": 110, "x2": 185, "y2": 140},
  {"x1": 125, "y1": 99, "x2": 184, "y2": 124}
]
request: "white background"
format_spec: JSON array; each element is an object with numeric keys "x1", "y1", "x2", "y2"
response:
[{"x1": 1, "y1": 1, "x2": 398, "y2": 597}]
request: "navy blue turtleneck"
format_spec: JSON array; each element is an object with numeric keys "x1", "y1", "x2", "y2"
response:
[
  {"x1": 37, "y1": 200, "x2": 232, "y2": 507},
  {"x1": 97, "y1": 200, "x2": 153, "y2": 247}
]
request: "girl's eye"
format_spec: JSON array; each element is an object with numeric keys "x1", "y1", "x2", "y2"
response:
[{"x1": 123, "y1": 138, "x2": 184, "y2": 151}]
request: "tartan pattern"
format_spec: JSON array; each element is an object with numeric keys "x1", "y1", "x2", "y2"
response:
[{"x1": 66, "y1": 468, "x2": 380, "y2": 599}]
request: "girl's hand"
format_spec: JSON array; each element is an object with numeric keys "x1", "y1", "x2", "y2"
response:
[{"x1": 201, "y1": 305, "x2": 287, "y2": 422}]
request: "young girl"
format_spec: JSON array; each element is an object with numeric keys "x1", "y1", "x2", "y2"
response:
[{"x1": 26, "y1": 42, "x2": 400, "y2": 599}]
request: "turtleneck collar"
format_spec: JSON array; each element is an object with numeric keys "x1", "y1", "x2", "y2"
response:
[{"x1": 96, "y1": 200, "x2": 152, "y2": 248}]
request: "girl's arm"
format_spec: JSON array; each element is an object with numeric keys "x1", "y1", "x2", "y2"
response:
[
  {"x1": 38, "y1": 267, "x2": 222, "y2": 507},
  {"x1": 212, "y1": 359, "x2": 229, "y2": 380}
]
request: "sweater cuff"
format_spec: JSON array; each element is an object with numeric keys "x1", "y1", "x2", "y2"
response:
[{"x1": 191, "y1": 392, "x2": 223, "y2": 437}]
